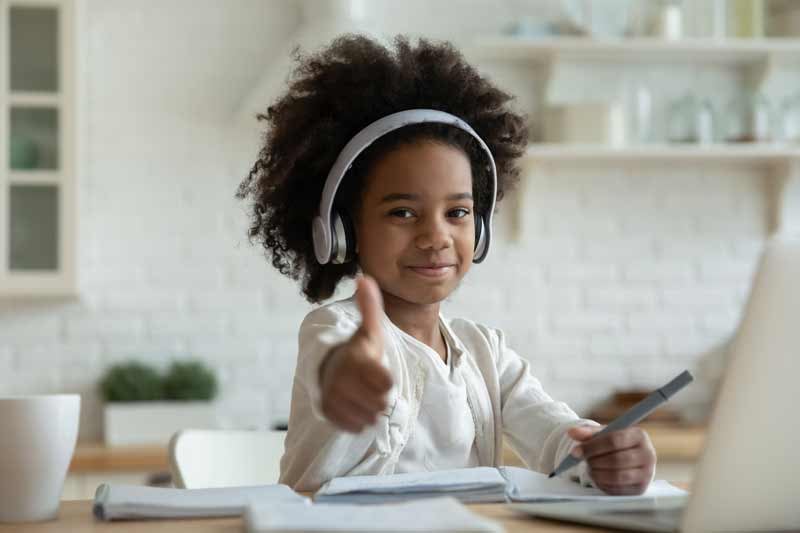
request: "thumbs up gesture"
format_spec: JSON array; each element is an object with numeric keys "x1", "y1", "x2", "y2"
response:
[{"x1": 319, "y1": 275, "x2": 394, "y2": 433}]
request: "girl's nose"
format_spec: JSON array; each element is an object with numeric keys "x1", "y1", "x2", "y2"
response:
[{"x1": 415, "y1": 216, "x2": 452, "y2": 251}]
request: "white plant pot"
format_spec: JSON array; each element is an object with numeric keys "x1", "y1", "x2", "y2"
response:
[{"x1": 103, "y1": 401, "x2": 218, "y2": 446}]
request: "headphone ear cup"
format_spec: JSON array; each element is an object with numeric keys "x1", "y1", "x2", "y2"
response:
[
  {"x1": 331, "y1": 211, "x2": 356, "y2": 264},
  {"x1": 339, "y1": 211, "x2": 356, "y2": 263},
  {"x1": 474, "y1": 214, "x2": 484, "y2": 252},
  {"x1": 473, "y1": 214, "x2": 489, "y2": 263}
]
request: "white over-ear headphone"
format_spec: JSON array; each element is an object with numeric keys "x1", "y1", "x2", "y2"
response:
[{"x1": 311, "y1": 109, "x2": 498, "y2": 265}]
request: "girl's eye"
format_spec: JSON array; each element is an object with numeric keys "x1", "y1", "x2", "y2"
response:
[
  {"x1": 389, "y1": 208, "x2": 415, "y2": 218},
  {"x1": 449, "y1": 208, "x2": 471, "y2": 218},
  {"x1": 388, "y1": 207, "x2": 471, "y2": 219}
]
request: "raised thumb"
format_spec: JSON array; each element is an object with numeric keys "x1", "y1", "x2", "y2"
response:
[{"x1": 355, "y1": 275, "x2": 384, "y2": 349}]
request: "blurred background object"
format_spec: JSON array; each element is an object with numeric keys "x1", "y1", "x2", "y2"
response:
[
  {"x1": 100, "y1": 359, "x2": 220, "y2": 447},
  {"x1": 588, "y1": 389, "x2": 684, "y2": 425}
]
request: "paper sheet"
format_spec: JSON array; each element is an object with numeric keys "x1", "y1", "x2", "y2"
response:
[
  {"x1": 314, "y1": 466, "x2": 688, "y2": 504},
  {"x1": 499, "y1": 466, "x2": 688, "y2": 502},
  {"x1": 314, "y1": 466, "x2": 507, "y2": 503},
  {"x1": 245, "y1": 497, "x2": 502, "y2": 532},
  {"x1": 93, "y1": 483, "x2": 309, "y2": 520}
]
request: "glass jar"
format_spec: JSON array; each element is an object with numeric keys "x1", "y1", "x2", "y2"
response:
[
  {"x1": 667, "y1": 93, "x2": 696, "y2": 143},
  {"x1": 724, "y1": 91, "x2": 772, "y2": 143},
  {"x1": 723, "y1": 93, "x2": 747, "y2": 143}
]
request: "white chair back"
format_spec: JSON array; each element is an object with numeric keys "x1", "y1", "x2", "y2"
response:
[{"x1": 169, "y1": 429, "x2": 286, "y2": 488}]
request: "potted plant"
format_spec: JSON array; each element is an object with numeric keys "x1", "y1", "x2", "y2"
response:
[{"x1": 100, "y1": 360, "x2": 219, "y2": 446}]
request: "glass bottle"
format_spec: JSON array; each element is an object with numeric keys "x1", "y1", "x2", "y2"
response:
[
  {"x1": 629, "y1": 83, "x2": 654, "y2": 144},
  {"x1": 749, "y1": 92, "x2": 772, "y2": 143},
  {"x1": 667, "y1": 93, "x2": 696, "y2": 143},
  {"x1": 777, "y1": 93, "x2": 800, "y2": 143},
  {"x1": 695, "y1": 98, "x2": 716, "y2": 144}
]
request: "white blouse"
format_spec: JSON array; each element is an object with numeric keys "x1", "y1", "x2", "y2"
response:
[
  {"x1": 278, "y1": 296, "x2": 599, "y2": 492},
  {"x1": 393, "y1": 325, "x2": 480, "y2": 472}
]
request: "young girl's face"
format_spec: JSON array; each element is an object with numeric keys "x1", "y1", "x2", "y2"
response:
[{"x1": 355, "y1": 140, "x2": 476, "y2": 306}]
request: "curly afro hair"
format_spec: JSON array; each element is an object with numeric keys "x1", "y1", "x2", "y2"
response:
[{"x1": 236, "y1": 34, "x2": 528, "y2": 303}]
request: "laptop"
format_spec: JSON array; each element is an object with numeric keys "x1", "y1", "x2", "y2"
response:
[{"x1": 515, "y1": 235, "x2": 800, "y2": 532}]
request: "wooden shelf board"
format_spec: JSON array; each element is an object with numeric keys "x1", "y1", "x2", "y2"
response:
[
  {"x1": 471, "y1": 36, "x2": 800, "y2": 64},
  {"x1": 524, "y1": 143, "x2": 800, "y2": 163}
]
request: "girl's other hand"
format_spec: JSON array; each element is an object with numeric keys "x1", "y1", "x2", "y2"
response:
[
  {"x1": 319, "y1": 275, "x2": 394, "y2": 432},
  {"x1": 566, "y1": 425, "x2": 657, "y2": 495}
]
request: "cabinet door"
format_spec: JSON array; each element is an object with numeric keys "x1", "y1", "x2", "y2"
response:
[{"x1": 1, "y1": 1, "x2": 75, "y2": 296}]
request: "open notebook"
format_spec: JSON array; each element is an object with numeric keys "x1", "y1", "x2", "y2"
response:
[
  {"x1": 245, "y1": 497, "x2": 502, "y2": 532},
  {"x1": 314, "y1": 466, "x2": 686, "y2": 504},
  {"x1": 93, "y1": 483, "x2": 309, "y2": 520}
]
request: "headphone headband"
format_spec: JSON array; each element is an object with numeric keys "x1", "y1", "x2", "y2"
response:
[{"x1": 312, "y1": 109, "x2": 497, "y2": 264}]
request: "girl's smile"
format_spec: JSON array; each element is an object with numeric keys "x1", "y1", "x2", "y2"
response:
[{"x1": 406, "y1": 264, "x2": 456, "y2": 279}]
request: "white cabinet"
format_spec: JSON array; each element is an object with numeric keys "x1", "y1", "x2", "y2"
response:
[{"x1": 1, "y1": 0, "x2": 76, "y2": 297}]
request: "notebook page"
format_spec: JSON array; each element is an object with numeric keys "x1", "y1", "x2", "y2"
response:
[
  {"x1": 245, "y1": 497, "x2": 502, "y2": 532},
  {"x1": 500, "y1": 466, "x2": 688, "y2": 502},
  {"x1": 93, "y1": 483, "x2": 309, "y2": 520},
  {"x1": 316, "y1": 466, "x2": 506, "y2": 496}
]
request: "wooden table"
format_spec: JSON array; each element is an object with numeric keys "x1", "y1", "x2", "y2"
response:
[
  {"x1": 70, "y1": 423, "x2": 706, "y2": 473},
  {"x1": 0, "y1": 500, "x2": 633, "y2": 532},
  {"x1": 70, "y1": 443, "x2": 170, "y2": 473}
]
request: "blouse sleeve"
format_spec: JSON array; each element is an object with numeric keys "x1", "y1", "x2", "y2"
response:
[{"x1": 493, "y1": 328, "x2": 600, "y2": 487}]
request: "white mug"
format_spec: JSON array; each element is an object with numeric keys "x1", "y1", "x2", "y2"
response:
[{"x1": 0, "y1": 395, "x2": 80, "y2": 522}]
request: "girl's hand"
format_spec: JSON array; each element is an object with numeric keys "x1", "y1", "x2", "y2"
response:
[
  {"x1": 319, "y1": 275, "x2": 393, "y2": 433},
  {"x1": 566, "y1": 425, "x2": 657, "y2": 496}
]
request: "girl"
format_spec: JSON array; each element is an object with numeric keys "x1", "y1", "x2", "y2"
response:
[{"x1": 236, "y1": 34, "x2": 656, "y2": 494}]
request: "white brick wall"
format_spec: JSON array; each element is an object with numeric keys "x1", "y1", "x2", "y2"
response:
[
  {"x1": 0, "y1": 0, "x2": 772, "y2": 440},
  {"x1": 444, "y1": 161, "x2": 767, "y2": 421}
]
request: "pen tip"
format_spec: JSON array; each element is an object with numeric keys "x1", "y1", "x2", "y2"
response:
[{"x1": 548, "y1": 472, "x2": 555, "y2": 479}]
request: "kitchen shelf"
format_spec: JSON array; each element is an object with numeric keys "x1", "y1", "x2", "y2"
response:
[
  {"x1": 524, "y1": 143, "x2": 800, "y2": 164},
  {"x1": 470, "y1": 36, "x2": 800, "y2": 65}
]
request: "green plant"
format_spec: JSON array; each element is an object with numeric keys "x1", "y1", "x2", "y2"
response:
[
  {"x1": 163, "y1": 361, "x2": 218, "y2": 401},
  {"x1": 100, "y1": 361, "x2": 163, "y2": 402},
  {"x1": 99, "y1": 359, "x2": 218, "y2": 402}
]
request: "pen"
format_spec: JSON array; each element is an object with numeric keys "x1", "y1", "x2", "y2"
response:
[{"x1": 548, "y1": 369, "x2": 694, "y2": 479}]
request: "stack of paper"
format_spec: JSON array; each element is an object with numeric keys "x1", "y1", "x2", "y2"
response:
[
  {"x1": 499, "y1": 466, "x2": 687, "y2": 502},
  {"x1": 314, "y1": 466, "x2": 687, "y2": 504},
  {"x1": 245, "y1": 497, "x2": 502, "y2": 532},
  {"x1": 93, "y1": 483, "x2": 309, "y2": 520},
  {"x1": 313, "y1": 466, "x2": 508, "y2": 504}
]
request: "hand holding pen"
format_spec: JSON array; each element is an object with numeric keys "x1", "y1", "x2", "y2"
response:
[
  {"x1": 550, "y1": 370, "x2": 694, "y2": 496},
  {"x1": 563, "y1": 424, "x2": 657, "y2": 496}
]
